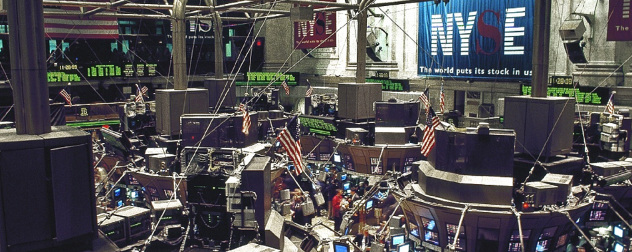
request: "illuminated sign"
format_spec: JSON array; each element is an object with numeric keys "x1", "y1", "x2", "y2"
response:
[
  {"x1": 48, "y1": 71, "x2": 80, "y2": 82},
  {"x1": 236, "y1": 72, "x2": 300, "y2": 86},
  {"x1": 366, "y1": 78, "x2": 410, "y2": 92},
  {"x1": 520, "y1": 85, "x2": 609, "y2": 105},
  {"x1": 299, "y1": 115, "x2": 337, "y2": 136},
  {"x1": 549, "y1": 75, "x2": 573, "y2": 86},
  {"x1": 418, "y1": 0, "x2": 534, "y2": 79},
  {"x1": 87, "y1": 64, "x2": 122, "y2": 77}
]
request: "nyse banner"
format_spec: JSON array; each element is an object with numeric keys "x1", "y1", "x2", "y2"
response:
[
  {"x1": 607, "y1": 0, "x2": 632, "y2": 41},
  {"x1": 418, "y1": 0, "x2": 534, "y2": 79},
  {"x1": 293, "y1": 0, "x2": 336, "y2": 49}
]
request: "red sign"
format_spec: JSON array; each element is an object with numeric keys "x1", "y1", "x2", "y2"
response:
[
  {"x1": 294, "y1": 1, "x2": 336, "y2": 49},
  {"x1": 608, "y1": 0, "x2": 632, "y2": 41}
]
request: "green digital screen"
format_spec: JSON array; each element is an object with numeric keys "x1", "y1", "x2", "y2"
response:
[
  {"x1": 235, "y1": 72, "x2": 300, "y2": 86},
  {"x1": 366, "y1": 78, "x2": 410, "y2": 91},
  {"x1": 299, "y1": 115, "x2": 337, "y2": 136},
  {"x1": 48, "y1": 71, "x2": 80, "y2": 82},
  {"x1": 87, "y1": 64, "x2": 122, "y2": 77},
  {"x1": 520, "y1": 85, "x2": 609, "y2": 105}
]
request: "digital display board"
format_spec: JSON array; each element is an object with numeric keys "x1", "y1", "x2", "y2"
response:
[
  {"x1": 299, "y1": 115, "x2": 337, "y2": 136},
  {"x1": 236, "y1": 72, "x2": 300, "y2": 86},
  {"x1": 366, "y1": 78, "x2": 410, "y2": 91},
  {"x1": 87, "y1": 64, "x2": 122, "y2": 78},
  {"x1": 48, "y1": 64, "x2": 81, "y2": 82},
  {"x1": 520, "y1": 75, "x2": 609, "y2": 105}
]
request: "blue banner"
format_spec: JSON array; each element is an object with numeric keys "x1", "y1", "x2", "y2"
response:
[{"x1": 418, "y1": 0, "x2": 534, "y2": 80}]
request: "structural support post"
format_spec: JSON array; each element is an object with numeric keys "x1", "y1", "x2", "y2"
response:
[
  {"x1": 531, "y1": 0, "x2": 551, "y2": 97},
  {"x1": 214, "y1": 12, "x2": 224, "y2": 78},
  {"x1": 7, "y1": 0, "x2": 51, "y2": 135},
  {"x1": 172, "y1": 0, "x2": 188, "y2": 90},
  {"x1": 355, "y1": 0, "x2": 369, "y2": 83}
]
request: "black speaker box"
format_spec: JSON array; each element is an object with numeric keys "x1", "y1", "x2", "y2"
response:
[
  {"x1": 241, "y1": 157, "x2": 272, "y2": 230},
  {"x1": 564, "y1": 41, "x2": 587, "y2": 64}
]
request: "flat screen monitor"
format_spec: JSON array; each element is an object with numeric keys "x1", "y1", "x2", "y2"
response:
[
  {"x1": 343, "y1": 182, "x2": 350, "y2": 191},
  {"x1": 340, "y1": 174, "x2": 347, "y2": 181},
  {"x1": 116, "y1": 200, "x2": 124, "y2": 207},
  {"x1": 130, "y1": 191, "x2": 139, "y2": 199},
  {"x1": 391, "y1": 234, "x2": 405, "y2": 246},
  {"x1": 334, "y1": 154, "x2": 342, "y2": 163},
  {"x1": 366, "y1": 199, "x2": 373, "y2": 210},
  {"x1": 614, "y1": 225, "x2": 624, "y2": 238},
  {"x1": 334, "y1": 242, "x2": 349, "y2": 252},
  {"x1": 114, "y1": 188, "x2": 121, "y2": 197},
  {"x1": 614, "y1": 242, "x2": 624, "y2": 252},
  {"x1": 397, "y1": 242, "x2": 410, "y2": 252}
]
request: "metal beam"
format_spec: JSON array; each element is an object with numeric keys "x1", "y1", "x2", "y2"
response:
[
  {"x1": 284, "y1": 0, "x2": 357, "y2": 8},
  {"x1": 82, "y1": 0, "x2": 129, "y2": 18}
]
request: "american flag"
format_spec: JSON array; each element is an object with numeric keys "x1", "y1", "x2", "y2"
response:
[
  {"x1": 605, "y1": 94, "x2": 615, "y2": 114},
  {"x1": 281, "y1": 80, "x2": 290, "y2": 95},
  {"x1": 135, "y1": 84, "x2": 144, "y2": 103},
  {"x1": 239, "y1": 103, "x2": 251, "y2": 135},
  {"x1": 140, "y1": 86, "x2": 148, "y2": 95},
  {"x1": 439, "y1": 84, "x2": 445, "y2": 114},
  {"x1": 44, "y1": 2, "x2": 119, "y2": 40},
  {"x1": 242, "y1": 110, "x2": 251, "y2": 136},
  {"x1": 421, "y1": 107, "x2": 441, "y2": 157},
  {"x1": 419, "y1": 88, "x2": 430, "y2": 113},
  {"x1": 277, "y1": 127, "x2": 304, "y2": 175},
  {"x1": 59, "y1": 89, "x2": 72, "y2": 105},
  {"x1": 306, "y1": 84, "x2": 314, "y2": 97}
]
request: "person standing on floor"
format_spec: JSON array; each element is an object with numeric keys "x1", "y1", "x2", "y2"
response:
[{"x1": 332, "y1": 189, "x2": 344, "y2": 231}]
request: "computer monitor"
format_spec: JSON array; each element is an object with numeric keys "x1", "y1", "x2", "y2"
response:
[
  {"x1": 334, "y1": 242, "x2": 349, "y2": 252},
  {"x1": 340, "y1": 174, "x2": 347, "y2": 181},
  {"x1": 334, "y1": 154, "x2": 342, "y2": 163},
  {"x1": 391, "y1": 234, "x2": 405, "y2": 246},
  {"x1": 614, "y1": 225, "x2": 624, "y2": 238},
  {"x1": 365, "y1": 199, "x2": 373, "y2": 210},
  {"x1": 614, "y1": 242, "x2": 624, "y2": 252},
  {"x1": 114, "y1": 188, "x2": 121, "y2": 197},
  {"x1": 397, "y1": 242, "x2": 410, "y2": 252},
  {"x1": 116, "y1": 200, "x2": 124, "y2": 207},
  {"x1": 343, "y1": 182, "x2": 351, "y2": 191}
]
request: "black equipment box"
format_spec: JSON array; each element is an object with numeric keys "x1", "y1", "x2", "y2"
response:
[
  {"x1": 148, "y1": 153, "x2": 177, "y2": 173},
  {"x1": 375, "y1": 101, "x2": 420, "y2": 127},
  {"x1": 338, "y1": 83, "x2": 382, "y2": 120},
  {"x1": 504, "y1": 96, "x2": 574, "y2": 157},
  {"x1": 345, "y1": 127, "x2": 369, "y2": 144},
  {"x1": 151, "y1": 199, "x2": 183, "y2": 226},
  {"x1": 541, "y1": 173, "x2": 572, "y2": 203},
  {"x1": 155, "y1": 88, "x2": 208, "y2": 136},
  {"x1": 97, "y1": 213, "x2": 126, "y2": 247},
  {"x1": 113, "y1": 206, "x2": 152, "y2": 243},
  {"x1": 181, "y1": 113, "x2": 259, "y2": 148},
  {"x1": 524, "y1": 182, "x2": 558, "y2": 208}
]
